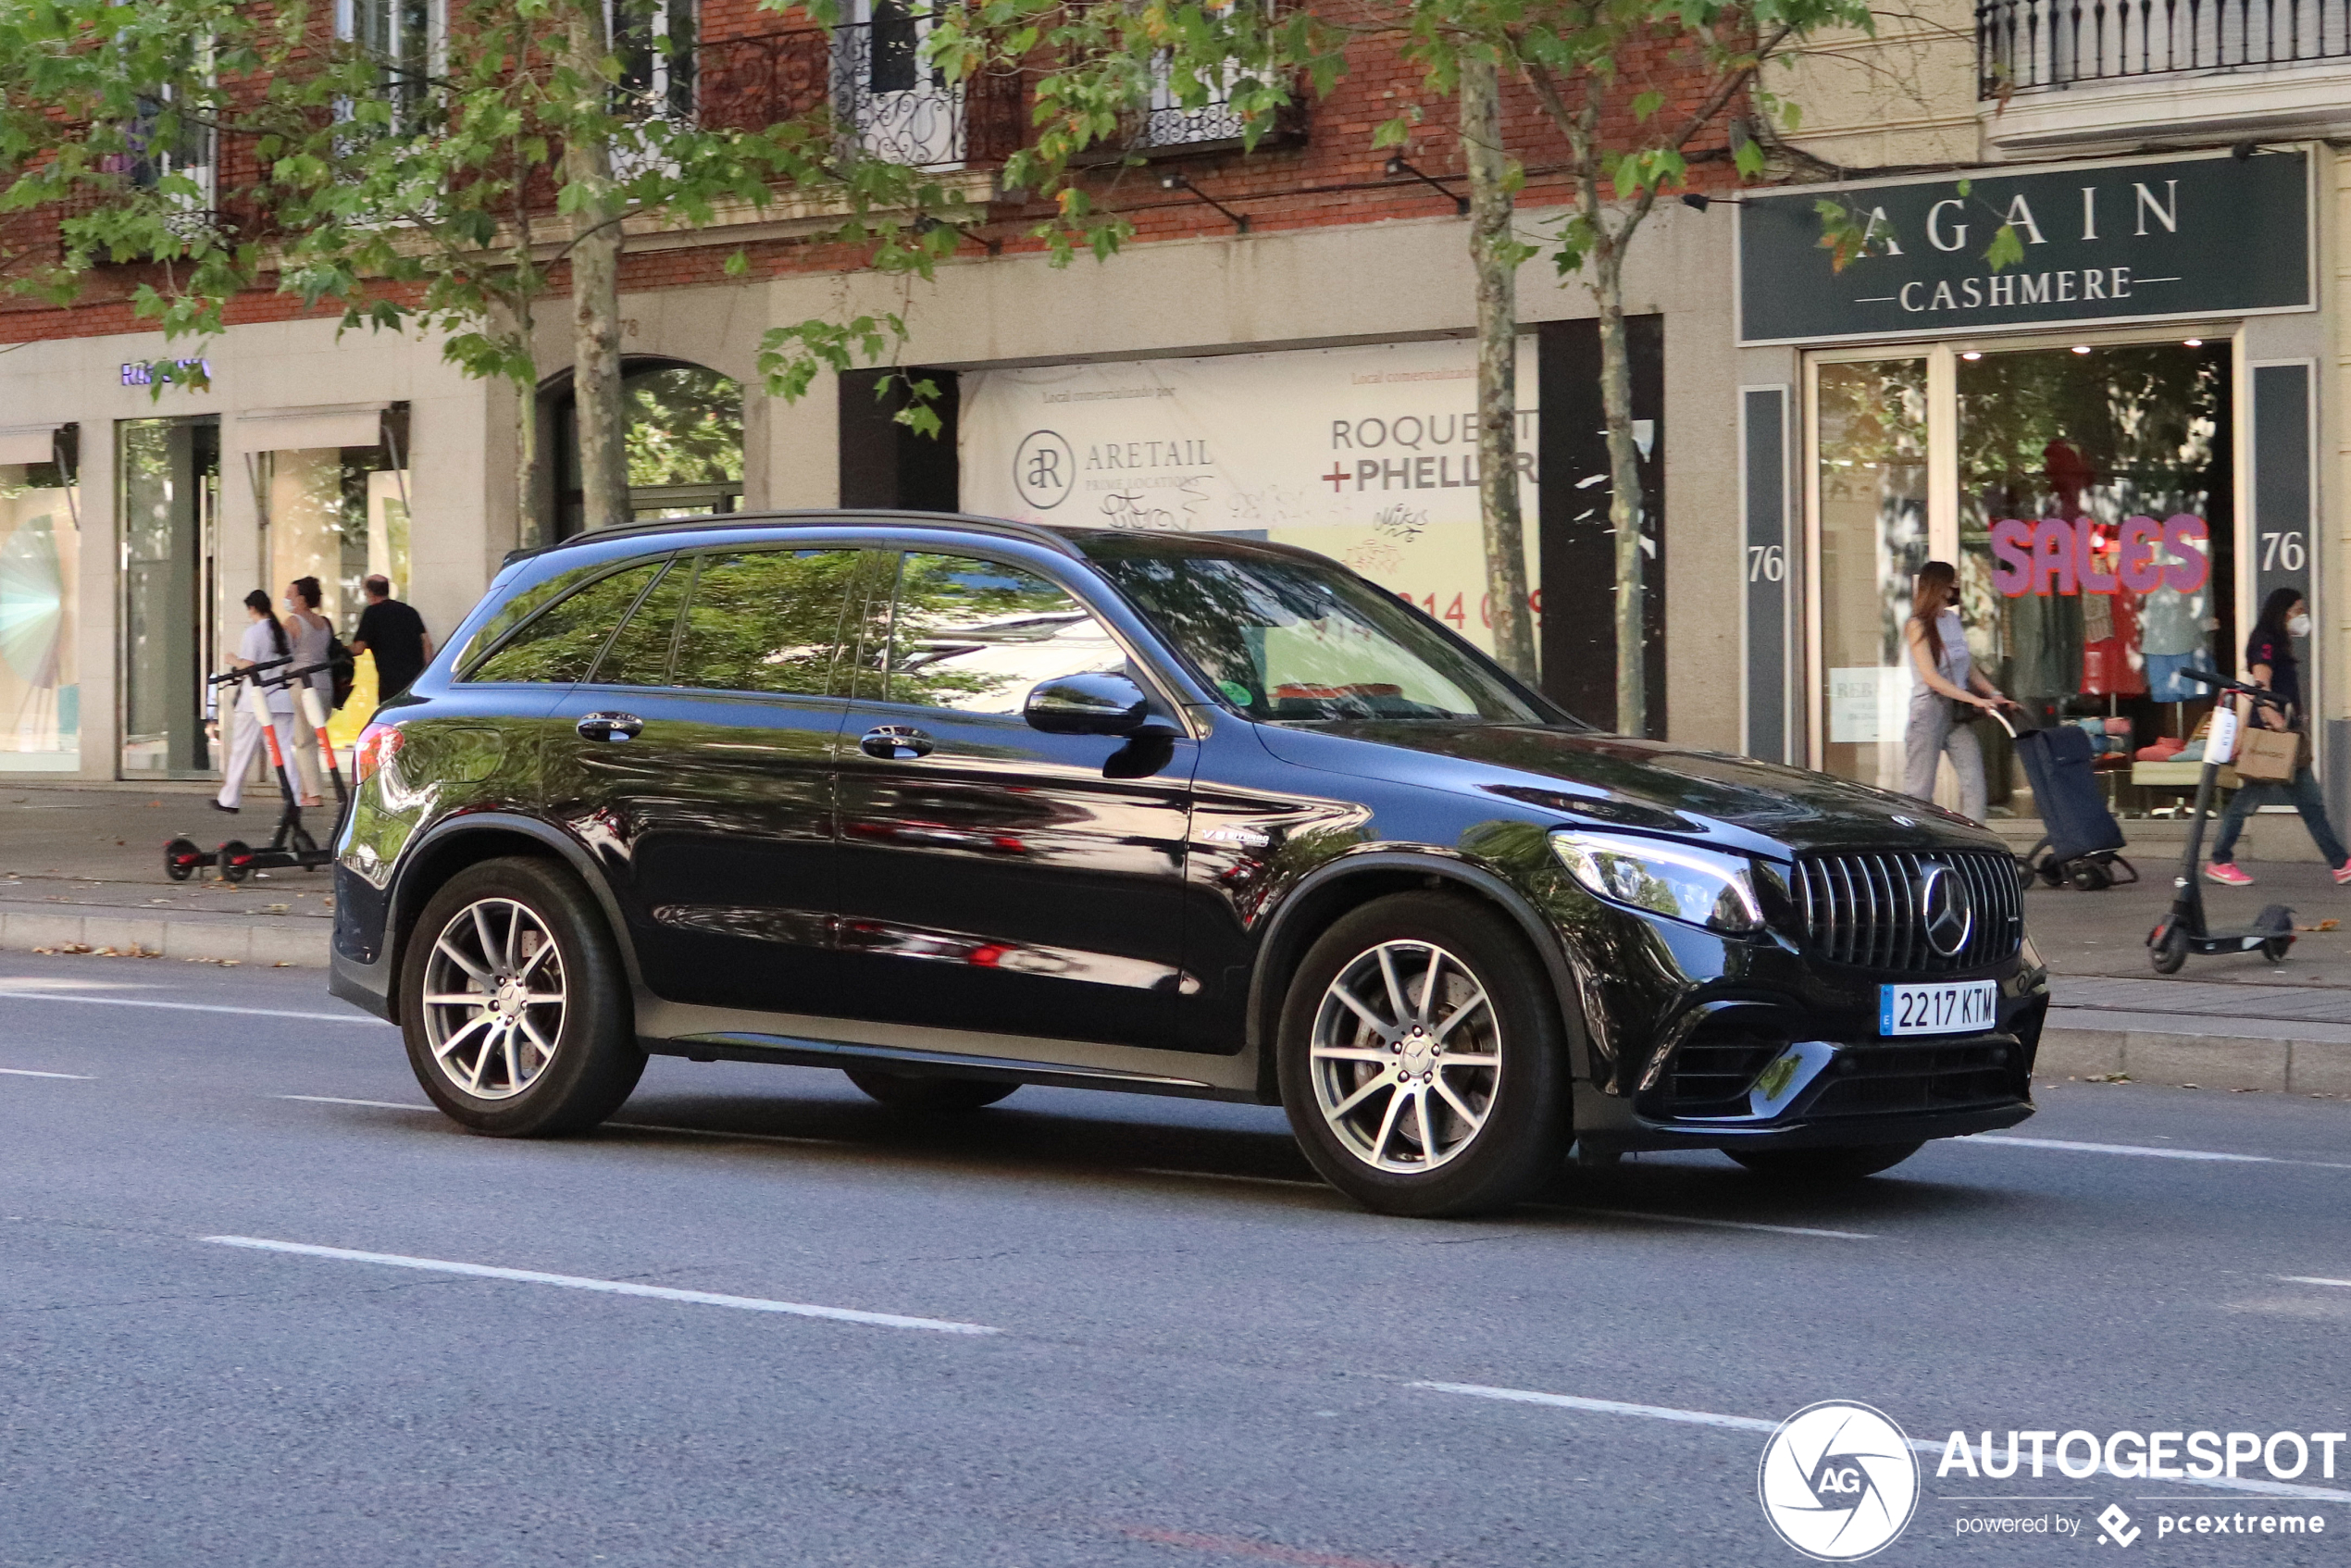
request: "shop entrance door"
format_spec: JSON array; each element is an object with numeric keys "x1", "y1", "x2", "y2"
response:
[
  {"x1": 1810, "y1": 339, "x2": 2233, "y2": 815},
  {"x1": 119, "y1": 416, "x2": 220, "y2": 778}
]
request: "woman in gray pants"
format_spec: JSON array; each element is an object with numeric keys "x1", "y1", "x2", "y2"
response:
[{"x1": 1903, "y1": 560, "x2": 2017, "y2": 822}]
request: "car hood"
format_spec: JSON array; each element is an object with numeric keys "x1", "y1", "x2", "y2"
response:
[{"x1": 1255, "y1": 720, "x2": 2008, "y2": 857}]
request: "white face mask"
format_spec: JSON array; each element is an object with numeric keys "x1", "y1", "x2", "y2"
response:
[{"x1": 2288, "y1": 614, "x2": 2312, "y2": 639}]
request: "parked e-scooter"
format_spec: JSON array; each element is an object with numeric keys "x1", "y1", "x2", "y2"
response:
[
  {"x1": 214, "y1": 661, "x2": 339, "y2": 883},
  {"x1": 165, "y1": 656, "x2": 291, "y2": 882},
  {"x1": 2146, "y1": 666, "x2": 2297, "y2": 974}
]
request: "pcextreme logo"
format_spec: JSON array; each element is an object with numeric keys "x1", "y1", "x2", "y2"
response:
[{"x1": 1759, "y1": 1401, "x2": 1922, "y2": 1561}]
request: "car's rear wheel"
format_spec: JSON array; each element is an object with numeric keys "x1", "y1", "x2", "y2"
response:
[
  {"x1": 1725, "y1": 1141, "x2": 1923, "y2": 1180},
  {"x1": 844, "y1": 1070, "x2": 1018, "y2": 1112},
  {"x1": 400, "y1": 856, "x2": 642, "y2": 1136},
  {"x1": 1277, "y1": 891, "x2": 1570, "y2": 1218}
]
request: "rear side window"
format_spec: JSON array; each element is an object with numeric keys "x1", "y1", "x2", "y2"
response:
[
  {"x1": 466, "y1": 563, "x2": 662, "y2": 685},
  {"x1": 456, "y1": 562, "x2": 604, "y2": 673},
  {"x1": 672, "y1": 549, "x2": 862, "y2": 695},
  {"x1": 590, "y1": 560, "x2": 688, "y2": 686}
]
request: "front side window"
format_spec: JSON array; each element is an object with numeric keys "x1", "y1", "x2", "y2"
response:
[
  {"x1": 883, "y1": 554, "x2": 1126, "y2": 716},
  {"x1": 1086, "y1": 541, "x2": 1549, "y2": 724},
  {"x1": 672, "y1": 549, "x2": 862, "y2": 695},
  {"x1": 467, "y1": 562, "x2": 663, "y2": 685}
]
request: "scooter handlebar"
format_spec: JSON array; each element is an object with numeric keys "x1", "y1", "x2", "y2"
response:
[
  {"x1": 2181, "y1": 666, "x2": 2292, "y2": 707},
  {"x1": 207, "y1": 654, "x2": 292, "y2": 687}
]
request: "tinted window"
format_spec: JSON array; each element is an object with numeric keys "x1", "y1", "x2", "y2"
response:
[
  {"x1": 673, "y1": 549, "x2": 860, "y2": 695},
  {"x1": 457, "y1": 561, "x2": 606, "y2": 674},
  {"x1": 1085, "y1": 541, "x2": 1549, "y2": 724},
  {"x1": 591, "y1": 558, "x2": 687, "y2": 686},
  {"x1": 886, "y1": 553, "x2": 1126, "y2": 715},
  {"x1": 466, "y1": 563, "x2": 661, "y2": 686}
]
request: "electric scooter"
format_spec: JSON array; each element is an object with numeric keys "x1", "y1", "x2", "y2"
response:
[
  {"x1": 165, "y1": 656, "x2": 291, "y2": 882},
  {"x1": 2146, "y1": 666, "x2": 2297, "y2": 974},
  {"x1": 215, "y1": 661, "x2": 340, "y2": 883}
]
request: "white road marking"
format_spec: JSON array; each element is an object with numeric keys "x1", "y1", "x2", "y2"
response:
[
  {"x1": 0, "y1": 992, "x2": 381, "y2": 1024},
  {"x1": 1525, "y1": 1204, "x2": 1876, "y2": 1240},
  {"x1": 1966, "y1": 1134, "x2": 2351, "y2": 1170},
  {"x1": 607, "y1": 1121, "x2": 847, "y2": 1149},
  {"x1": 277, "y1": 1095, "x2": 433, "y2": 1111},
  {"x1": 0, "y1": 1066, "x2": 93, "y2": 1079},
  {"x1": 1414, "y1": 1382, "x2": 2351, "y2": 1503},
  {"x1": 2282, "y1": 1276, "x2": 2351, "y2": 1290},
  {"x1": 1133, "y1": 1168, "x2": 1323, "y2": 1188},
  {"x1": 203, "y1": 1235, "x2": 1001, "y2": 1336}
]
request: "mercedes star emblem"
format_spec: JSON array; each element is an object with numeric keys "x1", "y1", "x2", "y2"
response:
[{"x1": 1916, "y1": 863, "x2": 1976, "y2": 957}]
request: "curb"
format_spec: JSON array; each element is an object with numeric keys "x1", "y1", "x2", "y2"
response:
[
  {"x1": 0, "y1": 910, "x2": 330, "y2": 968},
  {"x1": 2040, "y1": 1018, "x2": 2351, "y2": 1095}
]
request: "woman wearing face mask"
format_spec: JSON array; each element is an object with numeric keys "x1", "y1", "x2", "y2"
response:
[
  {"x1": 1903, "y1": 560, "x2": 2019, "y2": 823},
  {"x1": 2207, "y1": 588, "x2": 2351, "y2": 886},
  {"x1": 281, "y1": 578, "x2": 331, "y2": 808},
  {"x1": 211, "y1": 590, "x2": 304, "y2": 815}
]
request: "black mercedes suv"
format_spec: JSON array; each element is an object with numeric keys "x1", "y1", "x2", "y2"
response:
[{"x1": 330, "y1": 511, "x2": 2046, "y2": 1216}]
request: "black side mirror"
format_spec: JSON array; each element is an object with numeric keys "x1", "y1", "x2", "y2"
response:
[{"x1": 1026, "y1": 671, "x2": 1154, "y2": 736}]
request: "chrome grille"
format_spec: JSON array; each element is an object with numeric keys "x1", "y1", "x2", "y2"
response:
[{"x1": 1790, "y1": 849, "x2": 2022, "y2": 972}]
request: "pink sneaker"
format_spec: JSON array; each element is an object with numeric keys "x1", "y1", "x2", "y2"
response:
[
  {"x1": 2206, "y1": 863, "x2": 2255, "y2": 887},
  {"x1": 2332, "y1": 864, "x2": 2351, "y2": 886}
]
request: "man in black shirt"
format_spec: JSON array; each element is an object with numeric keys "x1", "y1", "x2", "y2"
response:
[{"x1": 351, "y1": 575, "x2": 433, "y2": 702}]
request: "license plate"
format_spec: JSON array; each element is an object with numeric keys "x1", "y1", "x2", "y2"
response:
[{"x1": 1879, "y1": 979, "x2": 1997, "y2": 1037}]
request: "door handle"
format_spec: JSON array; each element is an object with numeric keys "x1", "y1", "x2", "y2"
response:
[
  {"x1": 577, "y1": 712, "x2": 643, "y2": 742},
  {"x1": 861, "y1": 724, "x2": 934, "y2": 760}
]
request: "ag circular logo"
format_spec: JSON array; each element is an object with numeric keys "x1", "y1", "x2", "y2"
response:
[
  {"x1": 1757, "y1": 1400, "x2": 1919, "y2": 1561},
  {"x1": 1013, "y1": 429, "x2": 1075, "y2": 510},
  {"x1": 1917, "y1": 862, "x2": 1975, "y2": 957}
]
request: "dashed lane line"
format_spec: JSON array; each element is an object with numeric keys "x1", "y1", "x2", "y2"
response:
[
  {"x1": 1412, "y1": 1382, "x2": 2351, "y2": 1503},
  {"x1": 1965, "y1": 1134, "x2": 2351, "y2": 1170},
  {"x1": 0, "y1": 1066, "x2": 93, "y2": 1079},
  {"x1": 0, "y1": 991, "x2": 382, "y2": 1025},
  {"x1": 277, "y1": 1095, "x2": 433, "y2": 1111},
  {"x1": 202, "y1": 1235, "x2": 1001, "y2": 1336},
  {"x1": 1528, "y1": 1204, "x2": 1877, "y2": 1241}
]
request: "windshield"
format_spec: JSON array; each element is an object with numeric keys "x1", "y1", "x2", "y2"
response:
[{"x1": 1082, "y1": 539, "x2": 1555, "y2": 725}]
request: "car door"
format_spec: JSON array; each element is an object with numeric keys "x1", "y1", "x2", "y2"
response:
[
  {"x1": 543, "y1": 545, "x2": 865, "y2": 1012},
  {"x1": 829, "y1": 548, "x2": 1199, "y2": 1052}
]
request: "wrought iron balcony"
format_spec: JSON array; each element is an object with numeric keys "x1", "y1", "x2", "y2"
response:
[
  {"x1": 1979, "y1": 0, "x2": 2351, "y2": 94},
  {"x1": 697, "y1": 22, "x2": 1024, "y2": 169}
]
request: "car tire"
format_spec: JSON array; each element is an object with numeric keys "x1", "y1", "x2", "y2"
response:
[
  {"x1": 1277, "y1": 890, "x2": 1571, "y2": 1219},
  {"x1": 1725, "y1": 1141, "x2": 1924, "y2": 1180},
  {"x1": 844, "y1": 1070, "x2": 1019, "y2": 1112},
  {"x1": 399, "y1": 856, "x2": 643, "y2": 1137}
]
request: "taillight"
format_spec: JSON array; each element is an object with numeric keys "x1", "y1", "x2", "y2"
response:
[{"x1": 354, "y1": 723, "x2": 404, "y2": 787}]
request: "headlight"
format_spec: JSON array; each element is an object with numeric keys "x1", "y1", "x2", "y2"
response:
[{"x1": 1549, "y1": 831, "x2": 1764, "y2": 934}]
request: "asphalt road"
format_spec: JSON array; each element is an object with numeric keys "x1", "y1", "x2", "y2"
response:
[{"x1": 1, "y1": 952, "x2": 2347, "y2": 1566}]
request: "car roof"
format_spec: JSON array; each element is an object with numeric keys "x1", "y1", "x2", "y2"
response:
[{"x1": 503, "y1": 510, "x2": 1342, "y2": 571}]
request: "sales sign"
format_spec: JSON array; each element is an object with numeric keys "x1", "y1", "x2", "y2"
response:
[{"x1": 1735, "y1": 149, "x2": 2313, "y2": 345}]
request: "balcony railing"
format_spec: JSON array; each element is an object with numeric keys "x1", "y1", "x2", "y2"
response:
[
  {"x1": 698, "y1": 22, "x2": 1024, "y2": 169},
  {"x1": 1979, "y1": 0, "x2": 2351, "y2": 94}
]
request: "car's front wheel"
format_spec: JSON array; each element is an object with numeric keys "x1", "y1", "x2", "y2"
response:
[
  {"x1": 1725, "y1": 1142, "x2": 1923, "y2": 1180},
  {"x1": 1277, "y1": 891, "x2": 1571, "y2": 1218},
  {"x1": 399, "y1": 856, "x2": 642, "y2": 1136}
]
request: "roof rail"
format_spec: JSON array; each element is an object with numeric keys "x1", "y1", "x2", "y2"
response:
[{"x1": 509, "y1": 509, "x2": 1085, "y2": 565}]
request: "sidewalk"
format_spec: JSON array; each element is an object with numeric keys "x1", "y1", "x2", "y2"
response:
[
  {"x1": 4, "y1": 784, "x2": 2348, "y2": 1093},
  {"x1": 0, "y1": 784, "x2": 332, "y2": 967}
]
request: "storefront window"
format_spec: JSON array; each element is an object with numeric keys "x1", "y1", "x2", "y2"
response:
[
  {"x1": 119, "y1": 417, "x2": 219, "y2": 777},
  {"x1": 1958, "y1": 342, "x2": 2232, "y2": 804},
  {"x1": 554, "y1": 359, "x2": 744, "y2": 537},
  {"x1": 257, "y1": 433, "x2": 412, "y2": 746},
  {"x1": 1815, "y1": 359, "x2": 1929, "y2": 792},
  {"x1": 0, "y1": 456, "x2": 81, "y2": 767}
]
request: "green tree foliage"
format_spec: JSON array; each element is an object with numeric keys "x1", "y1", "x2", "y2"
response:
[
  {"x1": 929, "y1": 0, "x2": 1877, "y2": 729},
  {"x1": 0, "y1": 0, "x2": 973, "y2": 536}
]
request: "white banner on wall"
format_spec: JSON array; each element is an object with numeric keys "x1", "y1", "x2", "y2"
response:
[{"x1": 960, "y1": 339, "x2": 1538, "y2": 655}]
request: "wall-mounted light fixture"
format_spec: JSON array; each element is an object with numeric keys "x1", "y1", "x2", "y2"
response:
[
  {"x1": 1383, "y1": 156, "x2": 1468, "y2": 216},
  {"x1": 1160, "y1": 171, "x2": 1249, "y2": 233}
]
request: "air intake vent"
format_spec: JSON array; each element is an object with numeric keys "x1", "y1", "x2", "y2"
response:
[{"x1": 1790, "y1": 849, "x2": 2022, "y2": 973}]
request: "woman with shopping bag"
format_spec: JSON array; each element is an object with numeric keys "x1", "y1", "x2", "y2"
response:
[{"x1": 2206, "y1": 587, "x2": 2351, "y2": 886}]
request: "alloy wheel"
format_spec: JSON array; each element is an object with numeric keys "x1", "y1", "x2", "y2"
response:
[
  {"x1": 1308, "y1": 939, "x2": 1500, "y2": 1173},
  {"x1": 420, "y1": 897, "x2": 566, "y2": 1101}
]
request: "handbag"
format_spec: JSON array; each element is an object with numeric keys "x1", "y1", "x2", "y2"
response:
[{"x1": 2233, "y1": 723, "x2": 2303, "y2": 784}]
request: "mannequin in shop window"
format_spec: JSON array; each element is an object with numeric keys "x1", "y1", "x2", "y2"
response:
[
  {"x1": 2205, "y1": 589, "x2": 2351, "y2": 888},
  {"x1": 1905, "y1": 560, "x2": 2021, "y2": 823}
]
